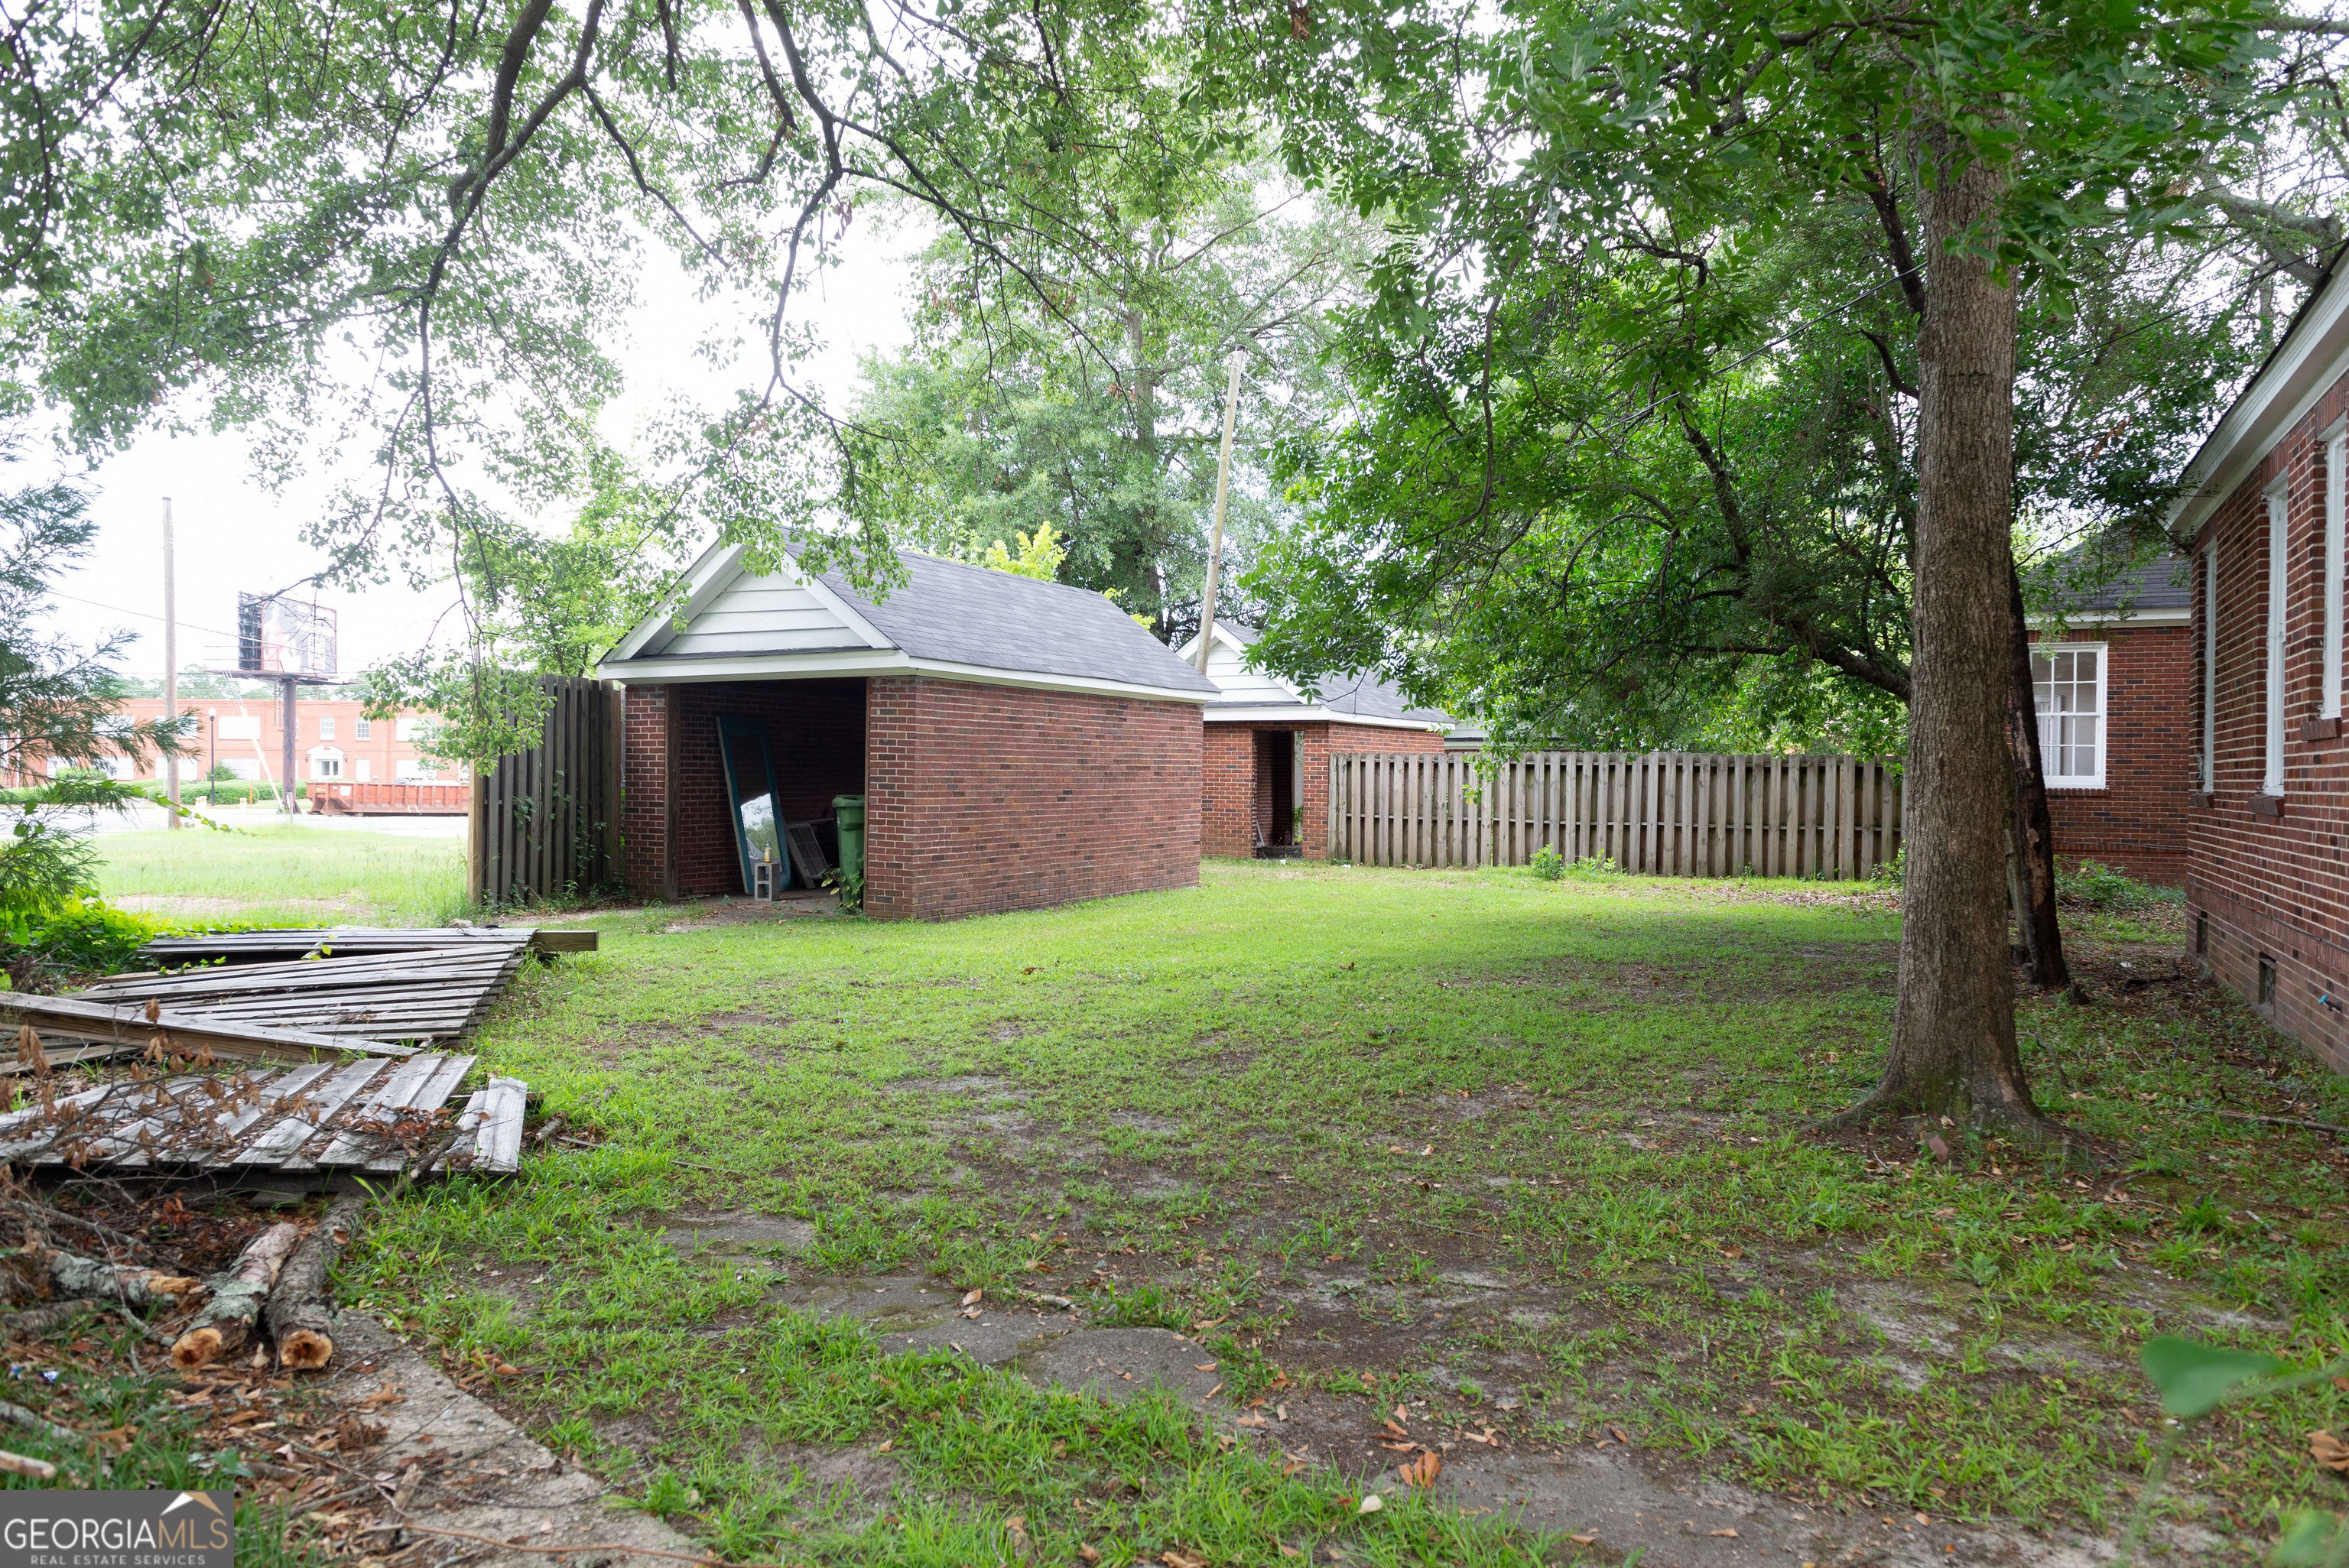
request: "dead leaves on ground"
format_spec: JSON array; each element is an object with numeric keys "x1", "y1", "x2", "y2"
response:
[
  {"x1": 2315, "y1": 1430, "x2": 2349, "y2": 1474},
  {"x1": 1395, "y1": 1450, "x2": 1442, "y2": 1488}
]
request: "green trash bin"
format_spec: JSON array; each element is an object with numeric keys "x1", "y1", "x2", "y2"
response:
[{"x1": 832, "y1": 795, "x2": 866, "y2": 888}]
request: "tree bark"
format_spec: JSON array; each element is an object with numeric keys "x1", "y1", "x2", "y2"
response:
[
  {"x1": 2005, "y1": 556, "x2": 2068, "y2": 987},
  {"x1": 171, "y1": 1222, "x2": 301, "y2": 1371},
  {"x1": 263, "y1": 1193, "x2": 367, "y2": 1370},
  {"x1": 1840, "y1": 135, "x2": 2048, "y2": 1136}
]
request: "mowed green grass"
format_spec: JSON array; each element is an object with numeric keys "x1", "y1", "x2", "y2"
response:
[
  {"x1": 332, "y1": 862, "x2": 2349, "y2": 1564},
  {"x1": 91, "y1": 823, "x2": 466, "y2": 927}
]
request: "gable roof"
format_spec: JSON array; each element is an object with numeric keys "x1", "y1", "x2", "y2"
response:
[
  {"x1": 2035, "y1": 549, "x2": 2193, "y2": 626},
  {"x1": 1174, "y1": 622, "x2": 1451, "y2": 729},
  {"x1": 2168, "y1": 261, "x2": 2349, "y2": 544},
  {"x1": 599, "y1": 544, "x2": 1218, "y2": 703}
]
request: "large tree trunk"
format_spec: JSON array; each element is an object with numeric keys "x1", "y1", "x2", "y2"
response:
[
  {"x1": 2005, "y1": 556, "x2": 2068, "y2": 988},
  {"x1": 1841, "y1": 137, "x2": 2047, "y2": 1136}
]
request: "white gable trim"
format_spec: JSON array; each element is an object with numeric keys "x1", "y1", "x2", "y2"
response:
[
  {"x1": 2169, "y1": 269, "x2": 2349, "y2": 544},
  {"x1": 607, "y1": 543, "x2": 748, "y2": 662},
  {"x1": 604, "y1": 543, "x2": 896, "y2": 664},
  {"x1": 596, "y1": 646, "x2": 1210, "y2": 705},
  {"x1": 792, "y1": 565, "x2": 895, "y2": 651}
]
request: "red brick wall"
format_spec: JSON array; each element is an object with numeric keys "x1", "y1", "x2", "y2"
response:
[
  {"x1": 1203, "y1": 721, "x2": 1446, "y2": 860},
  {"x1": 621, "y1": 679, "x2": 867, "y2": 900},
  {"x1": 1202, "y1": 726, "x2": 1259, "y2": 858},
  {"x1": 863, "y1": 677, "x2": 1202, "y2": 920},
  {"x1": 2189, "y1": 373, "x2": 2349, "y2": 1075},
  {"x1": 621, "y1": 685, "x2": 671, "y2": 899},
  {"x1": 2027, "y1": 624, "x2": 2191, "y2": 884}
]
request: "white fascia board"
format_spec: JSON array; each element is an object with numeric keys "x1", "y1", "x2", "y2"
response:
[
  {"x1": 606, "y1": 543, "x2": 750, "y2": 662},
  {"x1": 1172, "y1": 622, "x2": 1256, "y2": 664},
  {"x1": 598, "y1": 648, "x2": 1210, "y2": 705},
  {"x1": 2025, "y1": 607, "x2": 2191, "y2": 630},
  {"x1": 1203, "y1": 704, "x2": 1442, "y2": 730},
  {"x1": 2169, "y1": 271, "x2": 2349, "y2": 544}
]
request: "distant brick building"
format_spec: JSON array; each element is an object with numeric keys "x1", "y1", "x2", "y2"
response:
[
  {"x1": 601, "y1": 547, "x2": 1212, "y2": 920},
  {"x1": 2166, "y1": 266, "x2": 2349, "y2": 1074},
  {"x1": 1175, "y1": 623, "x2": 1451, "y2": 860},
  {"x1": 2026, "y1": 555, "x2": 2194, "y2": 884},
  {"x1": 69, "y1": 696, "x2": 447, "y2": 788}
]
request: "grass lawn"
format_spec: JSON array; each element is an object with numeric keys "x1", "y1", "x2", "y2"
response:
[
  {"x1": 307, "y1": 862, "x2": 2349, "y2": 1563},
  {"x1": 91, "y1": 823, "x2": 466, "y2": 927}
]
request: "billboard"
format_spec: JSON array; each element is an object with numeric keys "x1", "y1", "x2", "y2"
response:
[{"x1": 236, "y1": 593, "x2": 337, "y2": 677}]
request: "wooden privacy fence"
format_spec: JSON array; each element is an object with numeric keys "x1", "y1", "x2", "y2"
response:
[
  {"x1": 468, "y1": 675, "x2": 625, "y2": 905},
  {"x1": 1329, "y1": 752, "x2": 1905, "y2": 879}
]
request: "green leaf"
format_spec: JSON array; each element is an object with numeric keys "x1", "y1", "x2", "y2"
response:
[
  {"x1": 2137, "y1": 1336, "x2": 2281, "y2": 1417},
  {"x1": 2268, "y1": 1509, "x2": 2342, "y2": 1568}
]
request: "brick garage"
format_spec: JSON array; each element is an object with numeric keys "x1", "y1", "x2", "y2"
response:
[
  {"x1": 1200, "y1": 722, "x2": 1446, "y2": 859},
  {"x1": 2168, "y1": 268, "x2": 2349, "y2": 1075},
  {"x1": 2024, "y1": 554, "x2": 2195, "y2": 885},
  {"x1": 603, "y1": 546, "x2": 1214, "y2": 919},
  {"x1": 1180, "y1": 622, "x2": 1451, "y2": 859}
]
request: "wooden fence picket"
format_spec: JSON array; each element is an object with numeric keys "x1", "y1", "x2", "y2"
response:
[{"x1": 1321, "y1": 748, "x2": 1903, "y2": 878}]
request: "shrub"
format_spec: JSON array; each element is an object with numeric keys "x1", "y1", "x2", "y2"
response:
[
  {"x1": 0, "y1": 897, "x2": 167, "y2": 983},
  {"x1": 2055, "y1": 858, "x2": 2178, "y2": 912},
  {"x1": 1530, "y1": 843, "x2": 1566, "y2": 881}
]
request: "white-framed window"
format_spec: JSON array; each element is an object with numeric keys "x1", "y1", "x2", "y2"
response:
[
  {"x1": 2326, "y1": 423, "x2": 2346, "y2": 719},
  {"x1": 217, "y1": 758, "x2": 258, "y2": 781},
  {"x1": 2032, "y1": 643, "x2": 2108, "y2": 788},
  {"x1": 218, "y1": 715, "x2": 260, "y2": 742},
  {"x1": 318, "y1": 714, "x2": 335, "y2": 740},
  {"x1": 307, "y1": 746, "x2": 343, "y2": 780},
  {"x1": 395, "y1": 758, "x2": 440, "y2": 782},
  {"x1": 355, "y1": 758, "x2": 372, "y2": 782},
  {"x1": 2267, "y1": 479, "x2": 2289, "y2": 796},
  {"x1": 395, "y1": 716, "x2": 422, "y2": 742},
  {"x1": 2201, "y1": 542, "x2": 2217, "y2": 791},
  {"x1": 355, "y1": 717, "x2": 372, "y2": 741}
]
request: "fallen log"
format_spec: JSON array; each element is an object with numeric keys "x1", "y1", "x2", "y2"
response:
[
  {"x1": 0, "y1": 1398, "x2": 78, "y2": 1445},
  {"x1": 2, "y1": 1299, "x2": 107, "y2": 1337},
  {"x1": 171, "y1": 1222, "x2": 301, "y2": 1370},
  {"x1": 47, "y1": 1252, "x2": 200, "y2": 1310},
  {"x1": 263, "y1": 1194, "x2": 367, "y2": 1371}
]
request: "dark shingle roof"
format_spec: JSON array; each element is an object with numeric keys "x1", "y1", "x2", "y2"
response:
[
  {"x1": 818, "y1": 552, "x2": 1219, "y2": 696},
  {"x1": 2053, "y1": 550, "x2": 2193, "y2": 616},
  {"x1": 1211, "y1": 623, "x2": 1451, "y2": 723}
]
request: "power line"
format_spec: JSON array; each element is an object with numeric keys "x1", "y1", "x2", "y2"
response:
[{"x1": 44, "y1": 589, "x2": 242, "y2": 643}]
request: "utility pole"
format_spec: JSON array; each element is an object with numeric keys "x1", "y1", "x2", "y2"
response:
[
  {"x1": 163, "y1": 498, "x2": 181, "y2": 828},
  {"x1": 281, "y1": 677, "x2": 299, "y2": 817},
  {"x1": 1194, "y1": 349, "x2": 1247, "y2": 674}
]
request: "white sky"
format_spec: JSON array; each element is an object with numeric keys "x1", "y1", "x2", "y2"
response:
[{"x1": 34, "y1": 226, "x2": 919, "y2": 680}]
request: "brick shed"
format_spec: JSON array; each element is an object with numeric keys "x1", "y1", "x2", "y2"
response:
[
  {"x1": 1172, "y1": 623, "x2": 1450, "y2": 861},
  {"x1": 2166, "y1": 264, "x2": 2349, "y2": 1075},
  {"x1": 597, "y1": 545, "x2": 1216, "y2": 920},
  {"x1": 2026, "y1": 553, "x2": 2194, "y2": 885}
]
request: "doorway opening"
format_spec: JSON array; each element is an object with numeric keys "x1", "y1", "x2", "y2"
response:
[{"x1": 1252, "y1": 729, "x2": 1300, "y2": 858}]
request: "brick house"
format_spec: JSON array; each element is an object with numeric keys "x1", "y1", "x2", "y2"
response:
[
  {"x1": 1172, "y1": 622, "x2": 1449, "y2": 860},
  {"x1": 2027, "y1": 554, "x2": 2194, "y2": 884},
  {"x1": 597, "y1": 546, "x2": 1215, "y2": 920},
  {"x1": 67, "y1": 696, "x2": 447, "y2": 788},
  {"x1": 2167, "y1": 266, "x2": 2349, "y2": 1074}
]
